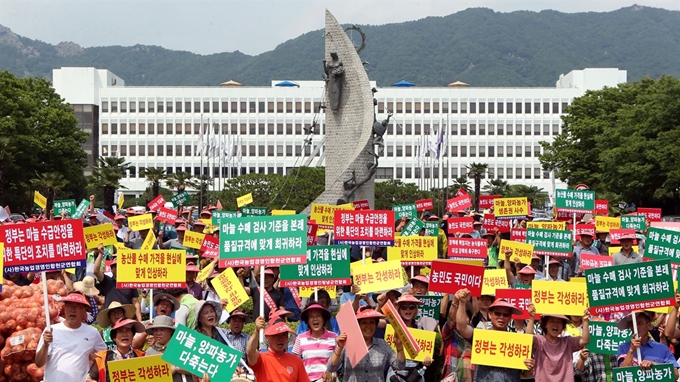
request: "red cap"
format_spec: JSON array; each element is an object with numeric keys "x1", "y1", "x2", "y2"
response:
[
  {"x1": 264, "y1": 268, "x2": 276, "y2": 276},
  {"x1": 193, "y1": 220, "x2": 206, "y2": 227},
  {"x1": 186, "y1": 264, "x2": 200, "y2": 272},
  {"x1": 176, "y1": 225, "x2": 187, "y2": 232},
  {"x1": 200, "y1": 210, "x2": 212, "y2": 217},
  {"x1": 489, "y1": 299, "x2": 522, "y2": 316},
  {"x1": 518, "y1": 266, "x2": 537, "y2": 275},
  {"x1": 410, "y1": 275, "x2": 430, "y2": 285},
  {"x1": 427, "y1": 215, "x2": 439, "y2": 221},
  {"x1": 548, "y1": 259, "x2": 561, "y2": 266},
  {"x1": 355, "y1": 306, "x2": 385, "y2": 320},
  {"x1": 60, "y1": 293, "x2": 92, "y2": 311},
  {"x1": 269, "y1": 309, "x2": 294, "y2": 320},
  {"x1": 264, "y1": 321, "x2": 295, "y2": 336},
  {"x1": 619, "y1": 233, "x2": 636, "y2": 240},
  {"x1": 227, "y1": 310, "x2": 253, "y2": 323},
  {"x1": 208, "y1": 205, "x2": 218, "y2": 211},
  {"x1": 111, "y1": 318, "x2": 145, "y2": 334},
  {"x1": 114, "y1": 214, "x2": 125, "y2": 220}
]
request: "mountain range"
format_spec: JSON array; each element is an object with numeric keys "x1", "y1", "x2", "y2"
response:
[{"x1": 1, "y1": 5, "x2": 679, "y2": 87}]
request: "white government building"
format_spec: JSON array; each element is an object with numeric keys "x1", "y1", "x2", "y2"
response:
[{"x1": 52, "y1": 67, "x2": 627, "y2": 198}]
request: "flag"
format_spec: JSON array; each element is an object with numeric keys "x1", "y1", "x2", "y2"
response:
[
  {"x1": 418, "y1": 138, "x2": 427, "y2": 167},
  {"x1": 117, "y1": 193, "x2": 125, "y2": 209},
  {"x1": 33, "y1": 191, "x2": 47, "y2": 209},
  {"x1": 225, "y1": 137, "x2": 233, "y2": 162},
  {"x1": 435, "y1": 124, "x2": 446, "y2": 159},
  {"x1": 427, "y1": 126, "x2": 438, "y2": 155},
  {"x1": 237, "y1": 140, "x2": 242, "y2": 168},
  {"x1": 216, "y1": 200, "x2": 223, "y2": 210},
  {"x1": 196, "y1": 122, "x2": 205, "y2": 156}
]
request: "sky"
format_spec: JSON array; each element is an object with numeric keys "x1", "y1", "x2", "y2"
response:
[{"x1": 1, "y1": 0, "x2": 679, "y2": 56}]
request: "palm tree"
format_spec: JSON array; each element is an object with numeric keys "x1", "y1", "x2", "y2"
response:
[
  {"x1": 483, "y1": 179, "x2": 510, "y2": 197},
  {"x1": 507, "y1": 185, "x2": 549, "y2": 209},
  {"x1": 30, "y1": 172, "x2": 68, "y2": 214},
  {"x1": 466, "y1": 162, "x2": 488, "y2": 212},
  {"x1": 89, "y1": 157, "x2": 130, "y2": 213},
  {"x1": 451, "y1": 177, "x2": 471, "y2": 194},
  {"x1": 140, "y1": 167, "x2": 167, "y2": 198},
  {"x1": 194, "y1": 174, "x2": 215, "y2": 210},
  {"x1": 165, "y1": 171, "x2": 198, "y2": 193}
]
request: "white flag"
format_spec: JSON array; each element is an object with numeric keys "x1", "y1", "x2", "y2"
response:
[{"x1": 237, "y1": 141, "x2": 242, "y2": 168}]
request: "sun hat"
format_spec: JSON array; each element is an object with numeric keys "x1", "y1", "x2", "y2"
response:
[
  {"x1": 488, "y1": 299, "x2": 522, "y2": 316},
  {"x1": 548, "y1": 259, "x2": 561, "y2": 266},
  {"x1": 518, "y1": 266, "x2": 537, "y2": 275},
  {"x1": 145, "y1": 315, "x2": 176, "y2": 334},
  {"x1": 176, "y1": 225, "x2": 188, "y2": 232},
  {"x1": 193, "y1": 220, "x2": 206, "y2": 227},
  {"x1": 111, "y1": 318, "x2": 145, "y2": 335},
  {"x1": 73, "y1": 276, "x2": 99, "y2": 296},
  {"x1": 355, "y1": 306, "x2": 385, "y2": 320},
  {"x1": 300, "y1": 303, "x2": 332, "y2": 323},
  {"x1": 264, "y1": 268, "x2": 276, "y2": 276},
  {"x1": 97, "y1": 302, "x2": 136, "y2": 327},
  {"x1": 186, "y1": 264, "x2": 200, "y2": 272},
  {"x1": 200, "y1": 210, "x2": 212, "y2": 217},
  {"x1": 270, "y1": 309, "x2": 294, "y2": 320},
  {"x1": 60, "y1": 292, "x2": 93, "y2": 312},
  {"x1": 191, "y1": 300, "x2": 223, "y2": 329},
  {"x1": 427, "y1": 215, "x2": 439, "y2": 221},
  {"x1": 264, "y1": 321, "x2": 295, "y2": 336},
  {"x1": 114, "y1": 214, "x2": 125, "y2": 221},
  {"x1": 410, "y1": 275, "x2": 430, "y2": 285},
  {"x1": 617, "y1": 310, "x2": 652, "y2": 330},
  {"x1": 227, "y1": 310, "x2": 253, "y2": 324},
  {"x1": 152, "y1": 293, "x2": 180, "y2": 314},
  {"x1": 396, "y1": 295, "x2": 423, "y2": 306}
]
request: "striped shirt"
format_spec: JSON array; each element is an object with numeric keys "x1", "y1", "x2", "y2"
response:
[
  {"x1": 225, "y1": 330, "x2": 250, "y2": 362},
  {"x1": 292, "y1": 329, "x2": 337, "y2": 381}
]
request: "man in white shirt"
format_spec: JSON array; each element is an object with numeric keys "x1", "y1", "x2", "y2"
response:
[{"x1": 35, "y1": 292, "x2": 107, "y2": 382}]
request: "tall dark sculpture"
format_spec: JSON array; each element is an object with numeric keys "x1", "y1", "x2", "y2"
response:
[{"x1": 323, "y1": 52, "x2": 345, "y2": 113}]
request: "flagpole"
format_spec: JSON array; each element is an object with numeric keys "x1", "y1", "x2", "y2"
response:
[
  {"x1": 199, "y1": 115, "x2": 204, "y2": 212},
  {"x1": 218, "y1": 121, "x2": 222, "y2": 194}
]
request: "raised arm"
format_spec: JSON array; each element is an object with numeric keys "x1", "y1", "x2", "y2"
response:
[
  {"x1": 454, "y1": 289, "x2": 474, "y2": 341},
  {"x1": 246, "y1": 316, "x2": 265, "y2": 367},
  {"x1": 579, "y1": 308, "x2": 590, "y2": 348},
  {"x1": 93, "y1": 244, "x2": 105, "y2": 282},
  {"x1": 504, "y1": 249, "x2": 516, "y2": 286}
]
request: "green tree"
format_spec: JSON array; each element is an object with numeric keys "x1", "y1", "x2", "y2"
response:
[
  {"x1": 466, "y1": 162, "x2": 488, "y2": 211},
  {"x1": 140, "y1": 167, "x2": 167, "y2": 198},
  {"x1": 483, "y1": 179, "x2": 510, "y2": 196},
  {"x1": 89, "y1": 157, "x2": 130, "y2": 213},
  {"x1": 273, "y1": 167, "x2": 325, "y2": 213},
  {"x1": 30, "y1": 172, "x2": 68, "y2": 214},
  {"x1": 217, "y1": 173, "x2": 284, "y2": 211},
  {"x1": 165, "y1": 171, "x2": 197, "y2": 193},
  {"x1": 374, "y1": 179, "x2": 430, "y2": 210},
  {"x1": 540, "y1": 75, "x2": 680, "y2": 212},
  {"x1": 0, "y1": 71, "x2": 88, "y2": 211},
  {"x1": 450, "y1": 177, "x2": 471, "y2": 194},
  {"x1": 193, "y1": 174, "x2": 215, "y2": 210},
  {"x1": 507, "y1": 185, "x2": 549, "y2": 209}
]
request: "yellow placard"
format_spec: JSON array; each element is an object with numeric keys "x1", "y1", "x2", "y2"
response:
[
  {"x1": 420, "y1": 267, "x2": 430, "y2": 275},
  {"x1": 499, "y1": 239, "x2": 535, "y2": 265},
  {"x1": 527, "y1": 221, "x2": 567, "y2": 231},
  {"x1": 83, "y1": 223, "x2": 118, "y2": 249},
  {"x1": 116, "y1": 250, "x2": 186, "y2": 287},
  {"x1": 183, "y1": 230, "x2": 205, "y2": 250},
  {"x1": 352, "y1": 260, "x2": 405, "y2": 294},
  {"x1": 196, "y1": 260, "x2": 217, "y2": 284},
  {"x1": 114, "y1": 242, "x2": 127, "y2": 251},
  {"x1": 33, "y1": 191, "x2": 46, "y2": 209},
  {"x1": 387, "y1": 235, "x2": 437, "y2": 264},
  {"x1": 385, "y1": 325, "x2": 436, "y2": 362},
  {"x1": 271, "y1": 209, "x2": 296, "y2": 215},
  {"x1": 609, "y1": 246, "x2": 622, "y2": 256},
  {"x1": 596, "y1": 216, "x2": 621, "y2": 233},
  {"x1": 108, "y1": 354, "x2": 172, "y2": 382},
  {"x1": 350, "y1": 258, "x2": 373, "y2": 275},
  {"x1": 236, "y1": 193, "x2": 254, "y2": 208},
  {"x1": 299, "y1": 285, "x2": 338, "y2": 299},
  {"x1": 310, "y1": 203, "x2": 354, "y2": 229},
  {"x1": 128, "y1": 213, "x2": 154, "y2": 231},
  {"x1": 570, "y1": 277, "x2": 586, "y2": 283},
  {"x1": 493, "y1": 197, "x2": 529, "y2": 218},
  {"x1": 531, "y1": 280, "x2": 587, "y2": 316},
  {"x1": 444, "y1": 259, "x2": 486, "y2": 267},
  {"x1": 481, "y1": 269, "x2": 508, "y2": 296},
  {"x1": 471, "y1": 329, "x2": 533, "y2": 370},
  {"x1": 211, "y1": 267, "x2": 249, "y2": 312},
  {"x1": 64, "y1": 268, "x2": 75, "y2": 274},
  {"x1": 117, "y1": 193, "x2": 125, "y2": 210},
  {"x1": 141, "y1": 231, "x2": 156, "y2": 250}
]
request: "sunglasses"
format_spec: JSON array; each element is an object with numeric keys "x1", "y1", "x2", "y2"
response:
[
  {"x1": 492, "y1": 311, "x2": 512, "y2": 318},
  {"x1": 400, "y1": 304, "x2": 417, "y2": 311}
]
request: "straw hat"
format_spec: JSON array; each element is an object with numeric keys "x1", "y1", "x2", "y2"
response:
[
  {"x1": 73, "y1": 276, "x2": 99, "y2": 297},
  {"x1": 152, "y1": 293, "x2": 180, "y2": 314},
  {"x1": 145, "y1": 315, "x2": 176, "y2": 334},
  {"x1": 97, "y1": 302, "x2": 136, "y2": 328}
]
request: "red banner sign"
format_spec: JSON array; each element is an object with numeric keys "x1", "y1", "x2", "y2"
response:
[
  {"x1": 595, "y1": 200, "x2": 609, "y2": 216},
  {"x1": 415, "y1": 199, "x2": 434, "y2": 211},
  {"x1": 306, "y1": 221, "x2": 318, "y2": 246},
  {"x1": 200, "y1": 234, "x2": 220, "y2": 258},
  {"x1": 495, "y1": 218, "x2": 511, "y2": 234},
  {"x1": 580, "y1": 254, "x2": 613, "y2": 271},
  {"x1": 353, "y1": 200, "x2": 370, "y2": 210},
  {"x1": 479, "y1": 195, "x2": 500, "y2": 210},
  {"x1": 637, "y1": 208, "x2": 662, "y2": 222},
  {"x1": 447, "y1": 238, "x2": 488, "y2": 259},
  {"x1": 511, "y1": 228, "x2": 527, "y2": 242},
  {"x1": 446, "y1": 195, "x2": 472, "y2": 213},
  {"x1": 446, "y1": 217, "x2": 474, "y2": 234},
  {"x1": 333, "y1": 210, "x2": 395, "y2": 246},
  {"x1": 429, "y1": 261, "x2": 485, "y2": 297},
  {"x1": 0, "y1": 220, "x2": 86, "y2": 273},
  {"x1": 555, "y1": 208, "x2": 586, "y2": 222},
  {"x1": 495, "y1": 289, "x2": 536, "y2": 320},
  {"x1": 147, "y1": 195, "x2": 166, "y2": 212},
  {"x1": 156, "y1": 207, "x2": 177, "y2": 224},
  {"x1": 482, "y1": 214, "x2": 495, "y2": 231}
]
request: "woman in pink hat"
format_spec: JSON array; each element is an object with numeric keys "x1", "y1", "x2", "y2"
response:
[
  {"x1": 387, "y1": 295, "x2": 435, "y2": 382},
  {"x1": 292, "y1": 303, "x2": 338, "y2": 382},
  {"x1": 527, "y1": 304, "x2": 591, "y2": 382},
  {"x1": 328, "y1": 306, "x2": 406, "y2": 382}
]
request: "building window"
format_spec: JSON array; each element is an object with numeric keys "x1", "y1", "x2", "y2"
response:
[
  {"x1": 167, "y1": 124, "x2": 173, "y2": 135},
  {"x1": 129, "y1": 123, "x2": 136, "y2": 134},
  {"x1": 561, "y1": 102, "x2": 568, "y2": 113},
  {"x1": 450, "y1": 146, "x2": 458, "y2": 157},
  {"x1": 305, "y1": 102, "x2": 311, "y2": 113},
  {"x1": 534, "y1": 124, "x2": 540, "y2": 135},
  {"x1": 479, "y1": 146, "x2": 485, "y2": 157},
  {"x1": 497, "y1": 102, "x2": 503, "y2": 113},
  {"x1": 516, "y1": 145, "x2": 522, "y2": 157},
  {"x1": 524, "y1": 102, "x2": 531, "y2": 114},
  {"x1": 111, "y1": 101, "x2": 118, "y2": 113},
  {"x1": 525, "y1": 146, "x2": 531, "y2": 157},
  {"x1": 405, "y1": 102, "x2": 412, "y2": 114},
  {"x1": 414, "y1": 102, "x2": 421, "y2": 114},
  {"x1": 488, "y1": 146, "x2": 494, "y2": 157},
  {"x1": 488, "y1": 123, "x2": 494, "y2": 136},
  {"x1": 553, "y1": 124, "x2": 560, "y2": 135},
  {"x1": 498, "y1": 145, "x2": 504, "y2": 157},
  {"x1": 534, "y1": 144, "x2": 541, "y2": 157},
  {"x1": 111, "y1": 123, "x2": 118, "y2": 134},
  {"x1": 461, "y1": 124, "x2": 467, "y2": 135},
  {"x1": 175, "y1": 101, "x2": 182, "y2": 113},
  {"x1": 516, "y1": 168, "x2": 522, "y2": 179},
  {"x1": 185, "y1": 102, "x2": 192, "y2": 113},
  {"x1": 479, "y1": 102, "x2": 485, "y2": 113},
  {"x1": 544, "y1": 170, "x2": 551, "y2": 179},
  {"x1": 515, "y1": 124, "x2": 522, "y2": 136},
  {"x1": 460, "y1": 102, "x2": 467, "y2": 114},
  {"x1": 249, "y1": 145, "x2": 256, "y2": 157},
  {"x1": 451, "y1": 102, "x2": 458, "y2": 114},
  {"x1": 479, "y1": 124, "x2": 486, "y2": 135},
  {"x1": 166, "y1": 145, "x2": 173, "y2": 156},
  {"x1": 137, "y1": 145, "x2": 144, "y2": 156},
  {"x1": 148, "y1": 123, "x2": 154, "y2": 134},
  {"x1": 470, "y1": 146, "x2": 476, "y2": 157},
  {"x1": 102, "y1": 101, "x2": 109, "y2": 113},
  {"x1": 506, "y1": 145, "x2": 513, "y2": 157},
  {"x1": 487, "y1": 102, "x2": 494, "y2": 113},
  {"x1": 543, "y1": 124, "x2": 550, "y2": 136},
  {"x1": 102, "y1": 123, "x2": 109, "y2": 134},
  {"x1": 286, "y1": 145, "x2": 293, "y2": 157},
  {"x1": 277, "y1": 145, "x2": 283, "y2": 157},
  {"x1": 185, "y1": 145, "x2": 192, "y2": 156},
  {"x1": 129, "y1": 101, "x2": 136, "y2": 113},
  {"x1": 148, "y1": 145, "x2": 154, "y2": 156},
  {"x1": 543, "y1": 102, "x2": 550, "y2": 114},
  {"x1": 165, "y1": 100, "x2": 172, "y2": 113},
  {"x1": 524, "y1": 124, "x2": 531, "y2": 136},
  {"x1": 120, "y1": 101, "x2": 127, "y2": 113},
  {"x1": 470, "y1": 124, "x2": 476, "y2": 135},
  {"x1": 497, "y1": 124, "x2": 504, "y2": 135},
  {"x1": 469, "y1": 102, "x2": 476, "y2": 114},
  {"x1": 375, "y1": 167, "x2": 394, "y2": 179},
  {"x1": 450, "y1": 124, "x2": 458, "y2": 135},
  {"x1": 193, "y1": 101, "x2": 200, "y2": 113},
  {"x1": 461, "y1": 146, "x2": 467, "y2": 157}
]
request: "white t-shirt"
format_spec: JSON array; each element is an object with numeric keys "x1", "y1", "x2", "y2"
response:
[{"x1": 37, "y1": 322, "x2": 107, "y2": 382}]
